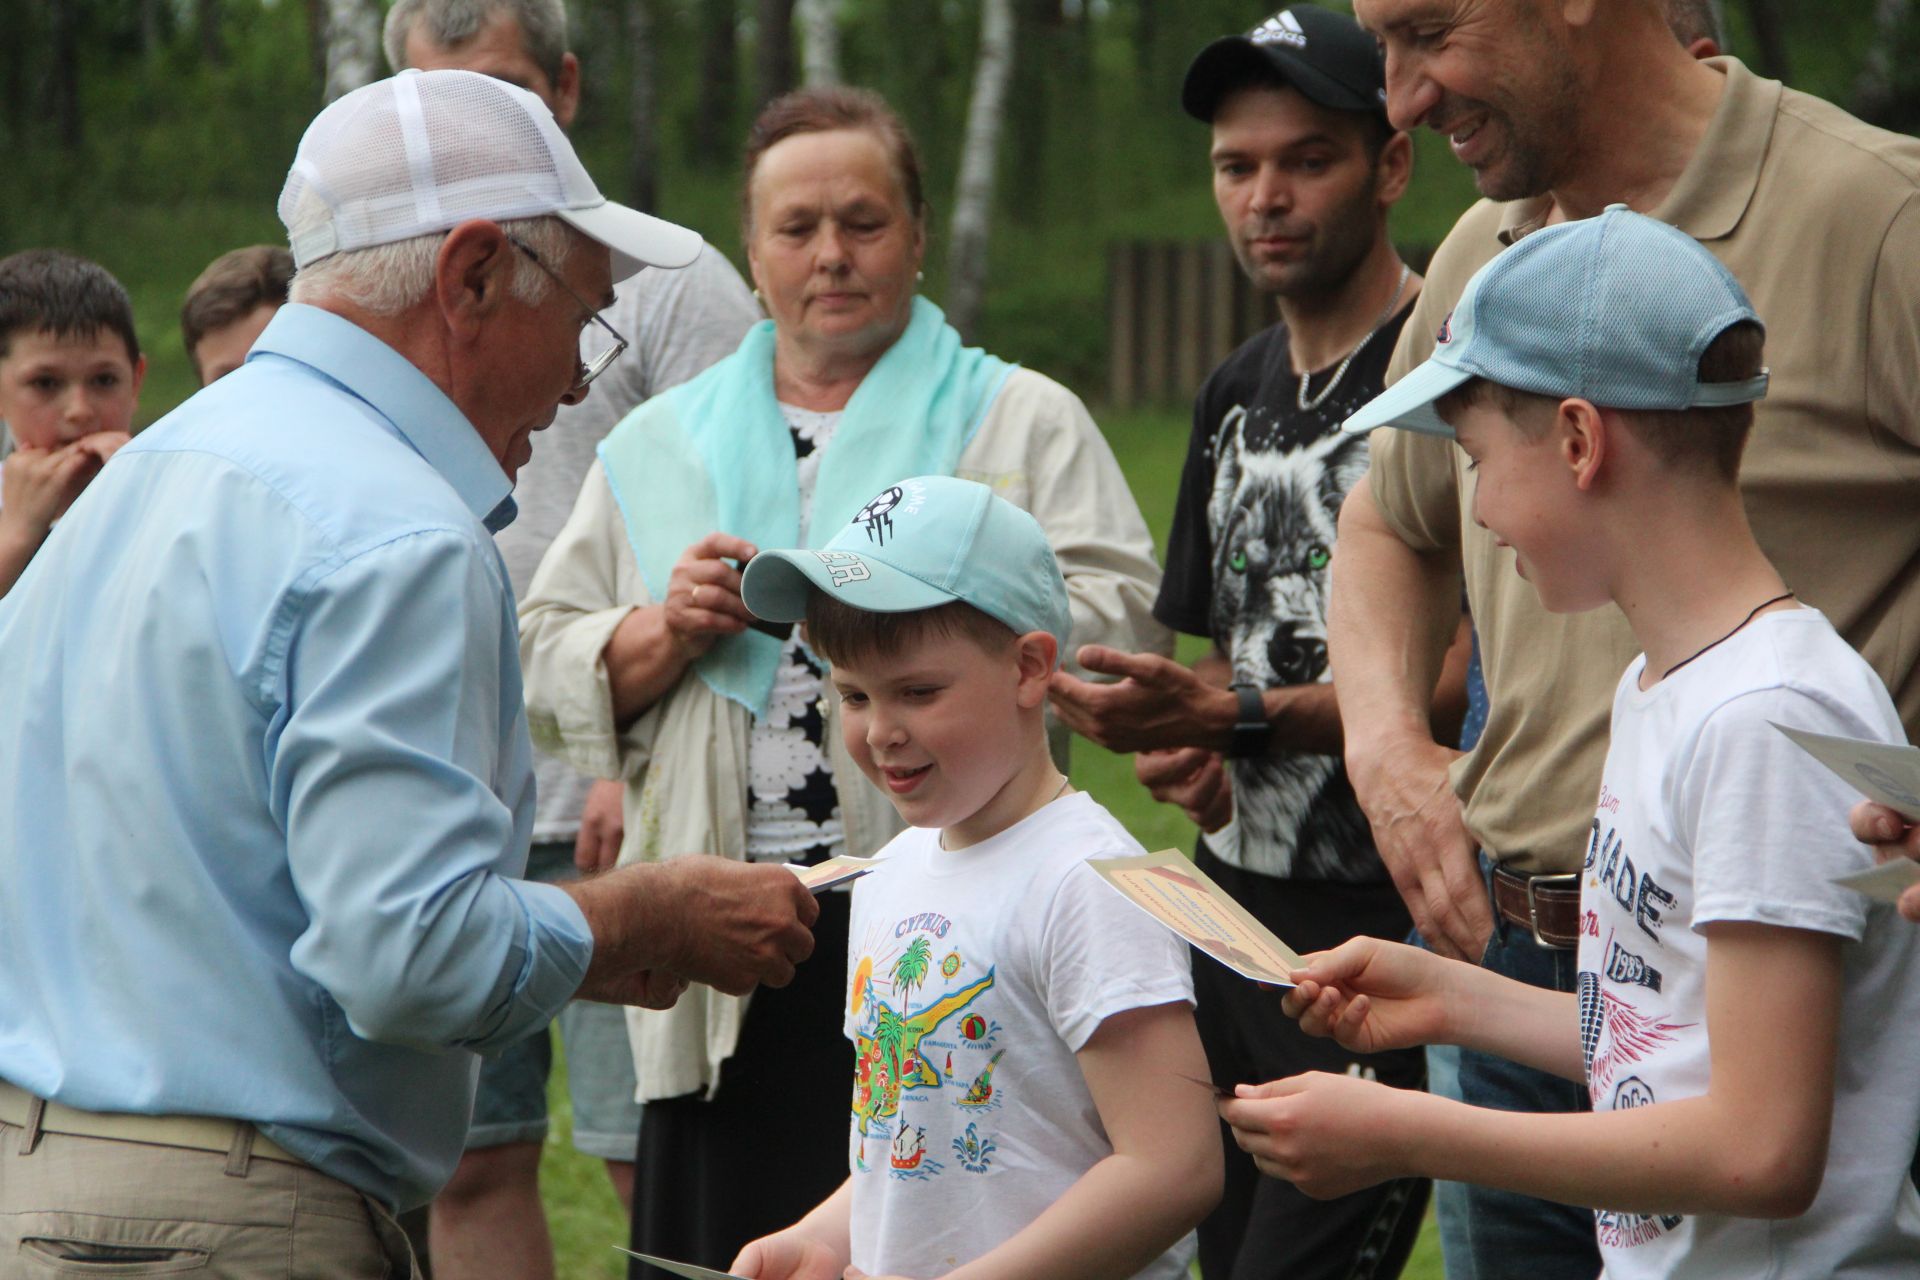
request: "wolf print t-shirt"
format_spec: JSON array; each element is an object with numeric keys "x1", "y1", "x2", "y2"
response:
[
  {"x1": 843, "y1": 792, "x2": 1195, "y2": 1280},
  {"x1": 1577, "y1": 608, "x2": 1920, "y2": 1278},
  {"x1": 1157, "y1": 309, "x2": 1411, "y2": 881}
]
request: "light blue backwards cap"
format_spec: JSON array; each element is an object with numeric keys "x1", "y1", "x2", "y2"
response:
[
  {"x1": 1343, "y1": 205, "x2": 1768, "y2": 438},
  {"x1": 740, "y1": 476, "x2": 1073, "y2": 664}
]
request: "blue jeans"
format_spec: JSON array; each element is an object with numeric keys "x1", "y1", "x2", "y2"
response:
[{"x1": 1452, "y1": 871, "x2": 1599, "y2": 1280}]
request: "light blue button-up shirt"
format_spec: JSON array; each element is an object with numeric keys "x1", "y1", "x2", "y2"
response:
[{"x1": 0, "y1": 304, "x2": 594, "y2": 1210}]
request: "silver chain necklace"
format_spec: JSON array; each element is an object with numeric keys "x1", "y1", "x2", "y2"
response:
[{"x1": 1296, "y1": 262, "x2": 1412, "y2": 412}]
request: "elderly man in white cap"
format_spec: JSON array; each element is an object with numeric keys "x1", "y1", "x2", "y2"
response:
[{"x1": 0, "y1": 69, "x2": 818, "y2": 1277}]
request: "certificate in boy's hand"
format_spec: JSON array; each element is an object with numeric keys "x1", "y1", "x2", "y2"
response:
[
  {"x1": 1772, "y1": 723, "x2": 1920, "y2": 902},
  {"x1": 1772, "y1": 722, "x2": 1920, "y2": 820},
  {"x1": 1087, "y1": 847, "x2": 1303, "y2": 986},
  {"x1": 1833, "y1": 858, "x2": 1920, "y2": 906},
  {"x1": 613, "y1": 1247, "x2": 748, "y2": 1280},
  {"x1": 787, "y1": 855, "x2": 875, "y2": 893}
]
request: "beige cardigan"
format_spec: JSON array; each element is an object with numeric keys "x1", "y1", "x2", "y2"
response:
[{"x1": 518, "y1": 367, "x2": 1172, "y2": 1101}]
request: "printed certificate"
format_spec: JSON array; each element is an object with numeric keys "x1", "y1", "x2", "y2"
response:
[
  {"x1": 788, "y1": 855, "x2": 876, "y2": 893},
  {"x1": 614, "y1": 1248, "x2": 748, "y2": 1280},
  {"x1": 1833, "y1": 859, "x2": 1920, "y2": 905},
  {"x1": 1774, "y1": 723, "x2": 1920, "y2": 902},
  {"x1": 1088, "y1": 847, "x2": 1304, "y2": 985},
  {"x1": 1774, "y1": 723, "x2": 1920, "y2": 819}
]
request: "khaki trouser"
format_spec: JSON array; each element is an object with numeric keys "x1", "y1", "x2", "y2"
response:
[{"x1": 0, "y1": 1092, "x2": 417, "y2": 1278}]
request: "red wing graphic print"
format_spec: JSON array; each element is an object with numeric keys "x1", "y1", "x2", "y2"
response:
[{"x1": 1588, "y1": 989, "x2": 1692, "y2": 1098}]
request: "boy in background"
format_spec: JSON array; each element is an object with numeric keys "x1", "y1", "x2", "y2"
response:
[
  {"x1": 731, "y1": 476, "x2": 1221, "y2": 1280},
  {"x1": 1223, "y1": 207, "x2": 1920, "y2": 1276},
  {"x1": 0, "y1": 249, "x2": 143, "y2": 596},
  {"x1": 181, "y1": 244, "x2": 293, "y2": 385}
]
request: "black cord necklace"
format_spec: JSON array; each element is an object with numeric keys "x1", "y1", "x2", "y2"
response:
[{"x1": 1661, "y1": 591, "x2": 1796, "y2": 679}]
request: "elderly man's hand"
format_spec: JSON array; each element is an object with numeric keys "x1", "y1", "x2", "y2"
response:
[
  {"x1": 1349, "y1": 737, "x2": 1490, "y2": 962},
  {"x1": 564, "y1": 855, "x2": 820, "y2": 1004},
  {"x1": 1048, "y1": 644, "x2": 1234, "y2": 754},
  {"x1": 1850, "y1": 800, "x2": 1920, "y2": 923},
  {"x1": 646, "y1": 856, "x2": 821, "y2": 995},
  {"x1": 587, "y1": 969, "x2": 690, "y2": 1010}
]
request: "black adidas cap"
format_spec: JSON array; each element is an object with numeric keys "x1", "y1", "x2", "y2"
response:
[{"x1": 1181, "y1": 6, "x2": 1389, "y2": 124}]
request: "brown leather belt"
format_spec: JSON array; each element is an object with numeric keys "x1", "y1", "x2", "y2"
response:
[
  {"x1": 0, "y1": 1080, "x2": 303, "y2": 1166},
  {"x1": 1491, "y1": 866, "x2": 1583, "y2": 949}
]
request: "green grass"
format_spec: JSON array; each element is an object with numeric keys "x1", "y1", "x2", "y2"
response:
[{"x1": 536, "y1": 405, "x2": 1445, "y2": 1278}]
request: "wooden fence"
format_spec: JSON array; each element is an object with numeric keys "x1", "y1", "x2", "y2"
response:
[{"x1": 1106, "y1": 239, "x2": 1432, "y2": 410}]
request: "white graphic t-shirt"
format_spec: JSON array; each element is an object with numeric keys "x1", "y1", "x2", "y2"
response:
[
  {"x1": 844, "y1": 792, "x2": 1196, "y2": 1280},
  {"x1": 1578, "y1": 608, "x2": 1920, "y2": 1278}
]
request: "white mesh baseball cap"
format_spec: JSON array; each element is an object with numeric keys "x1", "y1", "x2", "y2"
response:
[{"x1": 279, "y1": 69, "x2": 701, "y2": 283}]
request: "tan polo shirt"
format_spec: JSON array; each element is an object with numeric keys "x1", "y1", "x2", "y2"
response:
[{"x1": 1368, "y1": 58, "x2": 1920, "y2": 875}]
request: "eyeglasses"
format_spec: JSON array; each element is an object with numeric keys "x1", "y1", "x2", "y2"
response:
[{"x1": 506, "y1": 235, "x2": 628, "y2": 391}]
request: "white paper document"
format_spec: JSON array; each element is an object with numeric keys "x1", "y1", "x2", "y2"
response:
[
  {"x1": 1773, "y1": 723, "x2": 1920, "y2": 902},
  {"x1": 1833, "y1": 859, "x2": 1920, "y2": 906},
  {"x1": 1087, "y1": 847, "x2": 1304, "y2": 986},
  {"x1": 1772, "y1": 723, "x2": 1920, "y2": 819},
  {"x1": 613, "y1": 1247, "x2": 748, "y2": 1280},
  {"x1": 787, "y1": 854, "x2": 875, "y2": 893}
]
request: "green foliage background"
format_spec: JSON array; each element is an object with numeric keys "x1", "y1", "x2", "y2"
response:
[{"x1": 1, "y1": 1, "x2": 1909, "y2": 423}]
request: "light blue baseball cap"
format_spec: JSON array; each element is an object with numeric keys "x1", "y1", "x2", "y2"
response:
[
  {"x1": 740, "y1": 476, "x2": 1073, "y2": 664},
  {"x1": 1343, "y1": 205, "x2": 1768, "y2": 439}
]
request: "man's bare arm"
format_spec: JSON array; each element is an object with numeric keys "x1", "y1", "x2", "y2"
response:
[
  {"x1": 1327, "y1": 475, "x2": 1490, "y2": 960},
  {"x1": 1049, "y1": 617, "x2": 1467, "y2": 761}
]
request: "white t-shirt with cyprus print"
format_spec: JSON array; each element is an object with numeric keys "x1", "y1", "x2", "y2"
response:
[
  {"x1": 1577, "y1": 606, "x2": 1920, "y2": 1279},
  {"x1": 843, "y1": 791, "x2": 1196, "y2": 1280}
]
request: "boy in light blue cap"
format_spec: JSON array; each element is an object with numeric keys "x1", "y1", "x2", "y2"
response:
[
  {"x1": 1220, "y1": 208, "x2": 1920, "y2": 1278},
  {"x1": 734, "y1": 475, "x2": 1221, "y2": 1280}
]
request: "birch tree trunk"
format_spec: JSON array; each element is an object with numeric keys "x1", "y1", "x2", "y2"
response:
[
  {"x1": 945, "y1": 0, "x2": 1016, "y2": 344},
  {"x1": 799, "y1": 0, "x2": 842, "y2": 86},
  {"x1": 628, "y1": 0, "x2": 659, "y2": 211},
  {"x1": 323, "y1": 0, "x2": 383, "y2": 103}
]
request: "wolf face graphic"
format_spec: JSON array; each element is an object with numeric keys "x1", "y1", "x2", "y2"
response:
[{"x1": 1207, "y1": 406, "x2": 1374, "y2": 879}]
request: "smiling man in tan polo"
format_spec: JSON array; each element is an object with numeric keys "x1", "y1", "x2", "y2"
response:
[{"x1": 1326, "y1": 3, "x2": 1920, "y2": 1279}]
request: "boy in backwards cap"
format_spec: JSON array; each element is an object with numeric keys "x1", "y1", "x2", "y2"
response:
[
  {"x1": 1221, "y1": 207, "x2": 1920, "y2": 1276},
  {"x1": 732, "y1": 476, "x2": 1221, "y2": 1280}
]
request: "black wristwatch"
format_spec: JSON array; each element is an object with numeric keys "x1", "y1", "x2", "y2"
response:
[{"x1": 1225, "y1": 682, "x2": 1270, "y2": 760}]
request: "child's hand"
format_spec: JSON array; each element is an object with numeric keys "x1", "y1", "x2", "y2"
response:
[
  {"x1": 1, "y1": 436, "x2": 123, "y2": 538},
  {"x1": 1850, "y1": 800, "x2": 1920, "y2": 922},
  {"x1": 731, "y1": 1230, "x2": 845, "y2": 1280},
  {"x1": 1281, "y1": 936, "x2": 1453, "y2": 1053},
  {"x1": 1218, "y1": 1070, "x2": 1419, "y2": 1199}
]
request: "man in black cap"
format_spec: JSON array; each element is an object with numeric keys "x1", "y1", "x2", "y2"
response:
[{"x1": 1049, "y1": 7, "x2": 1464, "y2": 1277}]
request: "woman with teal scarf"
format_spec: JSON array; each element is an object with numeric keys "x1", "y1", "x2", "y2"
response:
[{"x1": 519, "y1": 86, "x2": 1170, "y2": 1276}]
